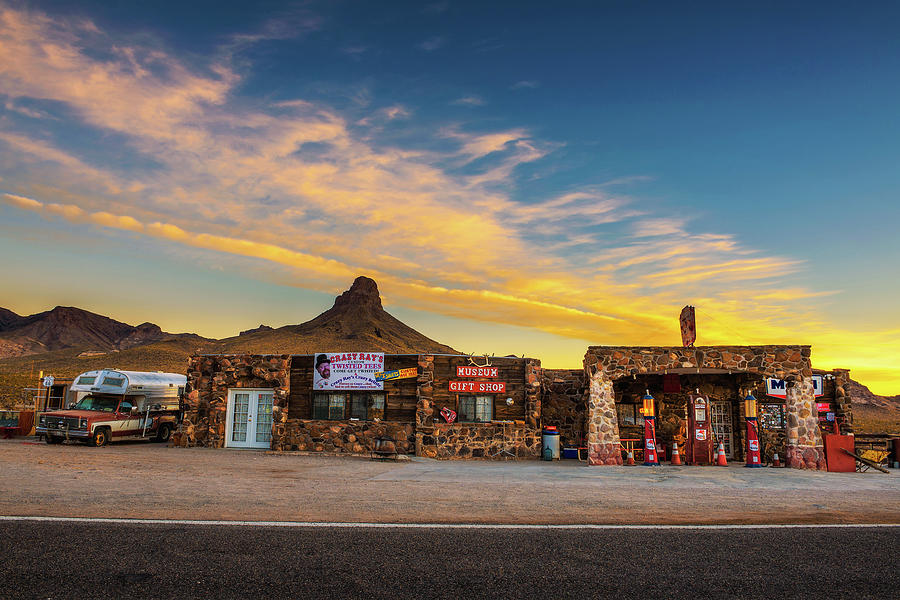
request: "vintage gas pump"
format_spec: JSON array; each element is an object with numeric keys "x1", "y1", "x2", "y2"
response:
[
  {"x1": 642, "y1": 390, "x2": 659, "y2": 466},
  {"x1": 687, "y1": 391, "x2": 712, "y2": 465},
  {"x1": 744, "y1": 392, "x2": 763, "y2": 467}
]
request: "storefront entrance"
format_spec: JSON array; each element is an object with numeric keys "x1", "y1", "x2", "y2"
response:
[
  {"x1": 225, "y1": 389, "x2": 274, "y2": 449},
  {"x1": 710, "y1": 400, "x2": 734, "y2": 459}
]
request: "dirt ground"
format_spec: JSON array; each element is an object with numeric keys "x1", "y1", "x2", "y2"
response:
[{"x1": 1, "y1": 438, "x2": 898, "y2": 525}]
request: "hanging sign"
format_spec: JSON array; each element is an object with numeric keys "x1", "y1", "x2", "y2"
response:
[
  {"x1": 765, "y1": 375, "x2": 824, "y2": 399},
  {"x1": 680, "y1": 305, "x2": 696, "y2": 347},
  {"x1": 314, "y1": 352, "x2": 384, "y2": 390},
  {"x1": 375, "y1": 367, "x2": 418, "y2": 382},
  {"x1": 449, "y1": 381, "x2": 506, "y2": 394},
  {"x1": 440, "y1": 406, "x2": 457, "y2": 423},
  {"x1": 456, "y1": 366, "x2": 499, "y2": 378}
]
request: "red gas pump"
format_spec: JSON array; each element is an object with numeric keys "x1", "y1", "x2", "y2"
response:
[
  {"x1": 744, "y1": 392, "x2": 762, "y2": 468},
  {"x1": 687, "y1": 392, "x2": 713, "y2": 465},
  {"x1": 642, "y1": 390, "x2": 659, "y2": 466}
]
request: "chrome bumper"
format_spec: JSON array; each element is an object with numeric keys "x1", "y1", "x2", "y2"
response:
[{"x1": 36, "y1": 427, "x2": 90, "y2": 438}]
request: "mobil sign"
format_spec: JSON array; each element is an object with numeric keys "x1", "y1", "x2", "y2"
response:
[{"x1": 765, "y1": 375, "x2": 824, "y2": 399}]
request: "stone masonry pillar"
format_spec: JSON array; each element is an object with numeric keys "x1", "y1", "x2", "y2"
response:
[
  {"x1": 785, "y1": 377, "x2": 827, "y2": 470},
  {"x1": 586, "y1": 370, "x2": 623, "y2": 465},
  {"x1": 414, "y1": 354, "x2": 435, "y2": 457}
]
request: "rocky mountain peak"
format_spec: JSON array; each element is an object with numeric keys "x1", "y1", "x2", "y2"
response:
[{"x1": 332, "y1": 276, "x2": 382, "y2": 311}]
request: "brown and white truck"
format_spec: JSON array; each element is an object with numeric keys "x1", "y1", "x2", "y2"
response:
[{"x1": 36, "y1": 369, "x2": 185, "y2": 446}]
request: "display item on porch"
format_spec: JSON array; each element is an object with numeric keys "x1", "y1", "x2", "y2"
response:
[
  {"x1": 642, "y1": 390, "x2": 660, "y2": 466},
  {"x1": 670, "y1": 442, "x2": 682, "y2": 466},
  {"x1": 771, "y1": 452, "x2": 781, "y2": 467},
  {"x1": 715, "y1": 442, "x2": 728, "y2": 466}
]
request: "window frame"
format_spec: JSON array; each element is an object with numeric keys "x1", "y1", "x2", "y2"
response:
[
  {"x1": 457, "y1": 394, "x2": 494, "y2": 423},
  {"x1": 312, "y1": 391, "x2": 387, "y2": 421},
  {"x1": 616, "y1": 403, "x2": 644, "y2": 426}
]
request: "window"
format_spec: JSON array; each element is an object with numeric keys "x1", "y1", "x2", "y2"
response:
[
  {"x1": 119, "y1": 400, "x2": 134, "y2": 413},
  {"x1": 458, "y1": 395, "x2": 493, "y2": 422},
  {"x1": 76, "y1": 376, "x2": 96, "y2": 385},
  {"x1": 616, "y1": 403, "x2": 644, "y2": 426},
  {"x1": 760, "y1": 403, "x2": 786, "y2": 429},
  {"x1": 313, "y1": 393, "x2": 346, "y2": 420},
  {"x1": 101, "y1": 376, "x2": 126, "y2": 387},
  {"x1": 349, "y1": 393, "x2": 385, "y2": 420}
]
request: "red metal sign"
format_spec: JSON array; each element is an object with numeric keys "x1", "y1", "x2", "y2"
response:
[
  {"x1": 680, "y1": 305, "x2": 696, "y2": 347},
  {"x1": 456, "y1": 366, "x2": 499, "y2": 378},
  {"x1": 449, "y1": 381, "x2": 506, "y2": 394}
]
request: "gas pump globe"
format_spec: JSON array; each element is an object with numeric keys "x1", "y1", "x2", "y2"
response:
[
  {"x1": 642, "y1": 390, "x2": 659, "y2": 466},
  {"x1": 744, "y1": 391, "x2": 762, "y2": 467}
]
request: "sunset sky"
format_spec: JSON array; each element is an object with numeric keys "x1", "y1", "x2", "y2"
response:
[{"x1": 1, "y1": 1, "x2": 898, "y2": 394}]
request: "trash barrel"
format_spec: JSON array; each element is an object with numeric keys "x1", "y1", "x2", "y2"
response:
[{"x1": 542, "y1": 426, "x2": 560, "y2": 461}]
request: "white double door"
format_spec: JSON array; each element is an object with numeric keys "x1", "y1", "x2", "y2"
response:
[{"x1": 226, "y1": 389, "x2": 274, "y2": 449}]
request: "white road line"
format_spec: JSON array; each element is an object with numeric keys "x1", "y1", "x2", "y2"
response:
[{"x1": 0, "y1": 516, "x2": 898, "y2": 529}]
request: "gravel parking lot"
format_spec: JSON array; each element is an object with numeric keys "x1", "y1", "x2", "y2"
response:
[{"x1": 1, "y1": 438, "x2": 898, "y2": 524}]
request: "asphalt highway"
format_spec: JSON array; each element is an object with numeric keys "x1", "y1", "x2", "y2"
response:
[{"x1": 1, "y1": 521, "x2": 897, "y2": 599}]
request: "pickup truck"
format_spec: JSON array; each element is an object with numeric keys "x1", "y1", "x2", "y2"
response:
[
  {"x1": 37, "y1": 395, "x2": 179, "y2": 446},
  {"x1": 35, "y1": 369, "x2": 185, "y2": 446}
]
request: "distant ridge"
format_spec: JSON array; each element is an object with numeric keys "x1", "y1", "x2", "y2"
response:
[
  {"x1": 0, "y1": 305, "x2": 200, "y2": 359},
  {"x1": 0, "y1": 277, "x2": 458, "y2": 404}
]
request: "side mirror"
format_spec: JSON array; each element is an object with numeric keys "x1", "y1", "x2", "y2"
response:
[{"x1": 130, "y1": 406, "x2": 139, "y2": 415}]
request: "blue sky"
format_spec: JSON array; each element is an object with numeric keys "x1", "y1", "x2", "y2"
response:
[{"x1": 1, "y1": 1, "x2": 898, "y2": 393}]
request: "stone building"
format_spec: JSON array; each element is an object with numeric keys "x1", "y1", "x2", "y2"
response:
[
  {"x1": 581, "y1": 346, "x2": 852, "y2": 470},
  {"x1": 174, "y1": 345, "x2": 851, "y2": 470},
  {"x1": 175, "y1": 353, "x2": 542, "y2": 459}
]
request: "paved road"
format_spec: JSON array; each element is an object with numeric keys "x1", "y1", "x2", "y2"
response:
[{"x1": 1, "y1": 521, "x2": 897, "y2": 599}]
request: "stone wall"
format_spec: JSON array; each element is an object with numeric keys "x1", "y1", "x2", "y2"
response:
[
  {"x1": 175, "y1": 354, "x2": 290, "y2": 448},
  {"x1": 583, "y1": 346, "x2": 825, "y2": 469},
  {"x1": 418, "y1": 423, "x2": 541, "y2": 459},
  {"x1": 414, "y1": 355, "x2": 542, "y2": 460},
  {"x1": 540, "y1": 369, "x2": 586, "y2": 447},
  {"x1": 274, "y1": 420, "x2": 414, "y2": 455}
]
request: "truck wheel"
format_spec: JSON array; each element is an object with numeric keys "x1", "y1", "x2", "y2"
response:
[
  {"x1": 90, "y1": 428, "x2": 110, "y2": 447},
  {"x1": 155, "y1": 423, "x2": 173, "y2": 443},
  {"x1": 45, "y1": 435, "x2": 63, "y2": 444}
]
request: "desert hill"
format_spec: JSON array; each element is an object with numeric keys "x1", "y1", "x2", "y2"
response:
[
  {"x1": 0, "y1": 277, "x2": 456, "y2": 405},
  {"x1": 0, "y1": 305, "x2": 203, "y2": 359}
]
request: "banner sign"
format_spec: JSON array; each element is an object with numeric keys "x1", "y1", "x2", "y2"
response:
[
  {"x1": 456, "y1": 366, "x2": 499, "y2": 378},
  {"x1": 765, "y1": 375, "x2": 824, "y2": 399},
  {"x1": 375, "y1": 367, "x2": 418, "y2": 382},
  {"x1": 449, "y1": 381, "x2": 506, "y2": 394},
  {"x1": 314, "y1": 352, "x2": 384, "y2": 390},
  {"x1": 680, "y1": 305, "x2": 696, "y2": 347}
]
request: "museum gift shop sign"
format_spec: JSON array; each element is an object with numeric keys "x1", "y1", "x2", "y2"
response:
[{"x1": 449, "y1": 381, "x2": 506, "y2": 394}]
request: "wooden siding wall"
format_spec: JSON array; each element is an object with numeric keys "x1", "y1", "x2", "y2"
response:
[
  {"x1": 287, "y1": 354, "x2": 420, "y2": 422},
  {"x1": 431, "y1": 356, "x2": 527, "y2": 422}
]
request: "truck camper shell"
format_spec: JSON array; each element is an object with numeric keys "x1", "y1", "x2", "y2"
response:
[{"x1": 70, "y1": 369, "x2": 186, "y2": 411}]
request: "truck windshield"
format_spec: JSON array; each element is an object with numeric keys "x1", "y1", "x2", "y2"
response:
[{"x1": 71, "y1": 396, "x2": 119, "y2": 412}]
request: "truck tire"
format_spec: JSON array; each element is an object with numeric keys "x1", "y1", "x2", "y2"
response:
[
  {"x1": 155, "y1": 423, "x2": 173, "y2": 443},
  {"x1": 90, "y1": 428, "x2": 110, "y2": 447},
  {"x1": 45, "y1": 435, "x2": 63, "y2": 444}
]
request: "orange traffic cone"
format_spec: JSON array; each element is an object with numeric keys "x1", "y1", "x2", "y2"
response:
[
  {"x1": 670, "y1": 442, "x2": 682, "y2": 466},
  {"x1": 715, "y1": 442, "x2": 728, "y2": 466},
  {"x1": 771, "y1": 453, "x2": 781, "y2": 468},
  {"x1": 625, "y1": 451, "x2": 635, "y2": 465}
]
